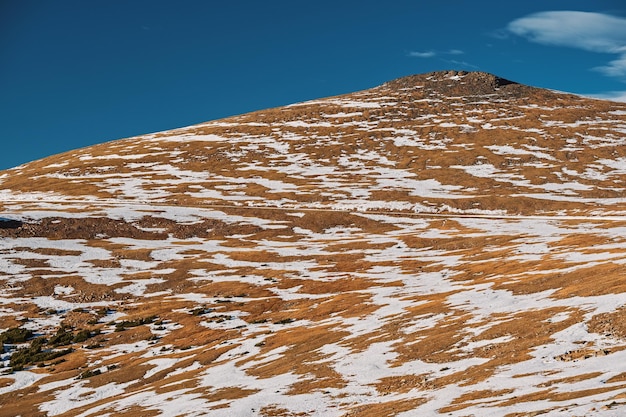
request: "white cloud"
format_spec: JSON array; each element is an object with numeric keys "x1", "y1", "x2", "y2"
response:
[
  {"x1": 507, "y1": 11, "x2": 626, "y2": 79},
  {"x1": 409, "y1": 51, "x2": 436, "y2": 58},
  {"x1": 409, "y1": 49, "x2": 464, "y2": 58},
  {"x1": 587, "y1": 90, "x2": 626, "y2": 102},
  {"x1": 507, "y1": 11, "x2": 626, "y2": 53},
  {"x1": 446, "y1": 59, "x2": 479, "y2": 70},
  {"x1": 595, "y1": 55, "x2": 626, "y2": 78}
]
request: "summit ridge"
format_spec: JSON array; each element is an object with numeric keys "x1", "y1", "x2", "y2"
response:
[{"x1": 383, "y1": 70, "x2": 531, "y2": 97}]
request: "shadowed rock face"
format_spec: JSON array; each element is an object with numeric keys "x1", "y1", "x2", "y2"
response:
[
  {"x1": 1, "y1": 72, "x2": 626, "y2": 416},
  {"x1": 0, "y1": 217, "x2": 22, "y2": 229}
]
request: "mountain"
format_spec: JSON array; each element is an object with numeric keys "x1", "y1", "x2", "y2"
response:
[{"x1": 1, "y1": 70, "x2": 626, "y2": 416}]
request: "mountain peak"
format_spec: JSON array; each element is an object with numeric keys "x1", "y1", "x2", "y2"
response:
[
  {"x1": 383, "y1": 70, "x2": 529, "y2": 97},
  {"x1": 2, "y1": 68, "x2": 626, "y2": 417}
]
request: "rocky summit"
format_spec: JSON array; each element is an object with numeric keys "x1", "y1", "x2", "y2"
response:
[{"x1": 1, "y1": 71, "x2": 626, "y2": 416}]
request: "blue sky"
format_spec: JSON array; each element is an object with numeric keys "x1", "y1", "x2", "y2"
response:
[{"x1": 1, "y1": 0, "x2": 625, "y2": 170}]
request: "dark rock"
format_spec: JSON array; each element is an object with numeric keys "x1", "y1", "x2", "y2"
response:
[{"x1": 0, "y1": 217, "x2": 22, "y2": 229}]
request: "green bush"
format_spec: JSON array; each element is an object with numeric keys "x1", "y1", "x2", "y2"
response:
[
  {"x1": 114, "y1": 316, "x2": 157, "y2": 332},
  {"x1": 0, "y1": 327, "x2": 33, "y2": 346},
  {"x1": 190, "y1": 307, "x2": 214, "y2": 316},
  {"x1": 48, "y1": 327, "x2": 74, "y2": 346},
  {"x1": 9, "y1": 337, "x2": 73, "y2": 371},
  {"x1": 77, "y1": 368, "x2": 102, "y2": 379},
  {"x1": 3, "y1": 325, "x2": 100, "y2": 372}
]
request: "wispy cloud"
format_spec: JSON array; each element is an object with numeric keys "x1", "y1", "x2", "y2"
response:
[
  {"x1": 587, "y1": 90, "x2": 626, "y2": 103},
  {"x1": 598, "y1": 55, "x2": 626, "y2": 78},
  {"x1": 445, "y1": 59, "x2": 479, "y2": 70},
  {"x1": 507, "y1": 11, "x2": 626, "y2": 78},
  {"x1": 409, "y1": 51, "x2": 436, "y2": 58},
  {"x1": 408, "y1": 49, "x2": 464, "y2": 58},
  {"x1": 408, "y1": 49, "x2": 477, "y2": 70}
]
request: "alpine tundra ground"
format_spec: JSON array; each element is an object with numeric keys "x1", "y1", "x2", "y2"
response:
[{"x1": 1, "y1": 71, "x2": 626, "y2": 416}]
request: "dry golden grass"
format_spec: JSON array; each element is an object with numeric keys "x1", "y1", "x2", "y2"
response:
[
  {"x1": 1, "y1": 71, "x2": 626, "y2": 416},
  {"x1": 340, "y1": 398, "x2": 428, "y2": 417}
]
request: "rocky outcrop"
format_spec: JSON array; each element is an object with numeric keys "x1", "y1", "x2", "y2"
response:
[{"x1": 383, "y1": 70, "x2": 534, "y2": 97}]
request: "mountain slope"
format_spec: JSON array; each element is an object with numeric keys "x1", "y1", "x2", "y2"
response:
[{"x1": 1, "y1": 71, "x2": 626, "y2": 416}]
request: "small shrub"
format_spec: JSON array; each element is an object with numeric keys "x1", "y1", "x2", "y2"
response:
[
  {"x1": 0, "y1": 327, "x2": 33, "y2": 346},
  {"x1": 9, "y1": 337, "x2": 72, "y2": 371},
  {"x1": 48, "y1": 327, "x2": 74, "y2": 346},
  {"x1": 73, "y1": 329, "x2": 94, "y2": 343},
  {"x1": 78, "y1": 368, "x2": 101, "y2": 379},
  {"x1": 97, "y1": 307, "x2": 114, "y2": 317},
  {"x1": 190, "y1": 307, "x2": 213, "y2": 316},
  {"x1": 115, "y1": 316, "x2": 157, "y2": 332}
]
